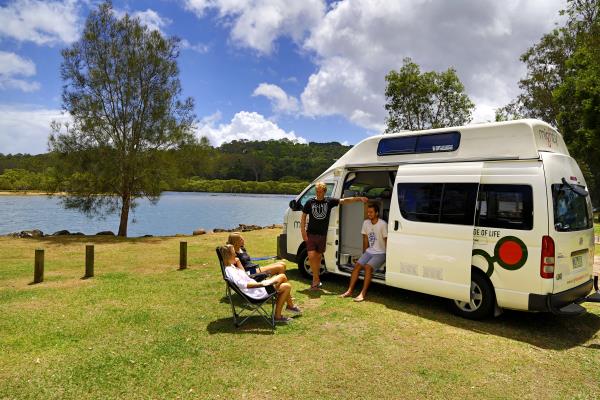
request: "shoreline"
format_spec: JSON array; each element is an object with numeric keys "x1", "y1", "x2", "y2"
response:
[{"x1": 0, "y1": 191, "x2": 67, "y2": 196}]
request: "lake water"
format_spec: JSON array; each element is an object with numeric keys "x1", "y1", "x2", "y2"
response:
[{"x1": 0, "y1": 192, "x2": 293, "y2": 236}]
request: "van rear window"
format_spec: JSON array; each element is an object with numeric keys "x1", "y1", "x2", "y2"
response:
[
  {"x1": 552, "y1": 184, "x2": 593, "y2": 231},
  {"x1": 377, "y1": 132, "x2": 460, "y2": 156}
]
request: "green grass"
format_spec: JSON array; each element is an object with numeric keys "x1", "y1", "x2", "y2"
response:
[{"x1": 1, "y1": 230, "x2": 600, "y2": 399}]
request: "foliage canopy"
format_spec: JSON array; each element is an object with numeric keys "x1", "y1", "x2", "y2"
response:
[
  {"x1": 384, "y1": 58, "x2": 475, "y2": 132},
  {"x1": 49, "y1": 2, "x2": 196, "y2": 236},
  {"x1": 496, "y1": 0, "x2": 600, "y2": 203}
]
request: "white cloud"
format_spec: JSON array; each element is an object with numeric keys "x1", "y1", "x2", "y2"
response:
[
  {"x1": 299, "y1": 0, "x2": 565, "y2": 129},
  {"x1": 181, "y1": 39, "x2": 210, "y2": 54},
  {"x1": 252, "y1": 83, "x2": 299, "y2": 113},
  {"x1": 185, "y1": 0, "x2": 326, "y2": 54},
  {"x1": 187, "y1": 0, "x2": 565, "y2": 130},
  {"x1": 0, "y1": 105, "x2": 69, "y2": 154},
  {"x1": 197, "y1": 111, "x2": 307, "y2": 146},
  {"x1": 113, "y1": 8, "x2": 171, "y2": 34},
  {"x1": 0, "y1": 51, "x2": 40, "y2": 92},
  {"x1": 0, "y1": 0, "x2": 80, "y2": 45}
]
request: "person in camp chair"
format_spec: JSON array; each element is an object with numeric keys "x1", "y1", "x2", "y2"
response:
[
  {"x1": 227, "y1": 232, "x2": 286, "y2": 276},
  {"x1": 219, "y1": 244, "x2": 301, "y2": 323},
  {"x1": 340, "y1": 203, "x2": 388, "y2": 302}
]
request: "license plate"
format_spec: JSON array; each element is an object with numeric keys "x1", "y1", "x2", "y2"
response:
[{"x1": 572, "y1": 255, "x2": 583, "y2": 269}]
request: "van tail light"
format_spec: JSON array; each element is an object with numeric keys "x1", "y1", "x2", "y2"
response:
[{"x1": 540, "y1": 235, "x2": 555, "y2": 279}]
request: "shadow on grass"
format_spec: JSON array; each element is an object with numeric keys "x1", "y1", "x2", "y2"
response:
[
  {"x1": 210, "y1": 296, "x2": 277, "y2": 335},
  {"x1": 290, "y1": 269, "x2": 600, "y2": 351},
  {"x1": 206, "y1": 317, "x2": 275, "y2": 335}
]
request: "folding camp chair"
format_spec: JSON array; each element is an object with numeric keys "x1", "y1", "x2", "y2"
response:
[{"x1": 216, "y1": 247, "x2": 277, "y2": 329}]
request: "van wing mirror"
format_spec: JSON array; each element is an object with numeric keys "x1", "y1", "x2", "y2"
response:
[
  {"x1": 289, "y1": 200, "x2": 302, "y2": 211},
  {"x1": 561, "y1": 178, "x2": 588, "y2": 197}
]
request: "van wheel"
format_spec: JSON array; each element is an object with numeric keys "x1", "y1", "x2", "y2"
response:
[
  {"x1": 297, "y1": 248, "x2": 326, "y2": 279},
  {"x1": 450, "y1": 271, "x2": 494, "y2": 320}
]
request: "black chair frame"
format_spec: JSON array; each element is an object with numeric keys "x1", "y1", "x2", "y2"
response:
[{"x1": 216, "y1": 247, "x2": 277, "y2": 329}]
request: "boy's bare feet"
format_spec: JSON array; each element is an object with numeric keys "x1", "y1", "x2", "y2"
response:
[{"x1": 340, "y1": 291, "x2": 352, "y2": 298}]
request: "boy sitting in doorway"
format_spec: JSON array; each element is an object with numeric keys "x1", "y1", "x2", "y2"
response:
[{"x1": 340, "y1": 203, "x2": 388, "y2": 302}]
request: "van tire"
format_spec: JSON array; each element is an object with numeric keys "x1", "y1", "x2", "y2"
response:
[
  {"x1": 297, "y1": 248, "x2": 326, "y2": 279},
  {"x1": 449, "y1": 270, "x2": 495, "y2": 320}
]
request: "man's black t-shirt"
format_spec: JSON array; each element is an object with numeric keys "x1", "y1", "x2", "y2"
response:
[{"x1": 302, "y1": 197, "x2": 340, "y2": 235}]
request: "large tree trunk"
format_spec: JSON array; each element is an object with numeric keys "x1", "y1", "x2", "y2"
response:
[{"x1": 117, "y1": 193, "x2": 130, "y2": 237}]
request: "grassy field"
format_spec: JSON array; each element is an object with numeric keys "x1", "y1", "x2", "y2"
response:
[{"x1": 1, "y1": 229, "x2": 600, "y2": 400}]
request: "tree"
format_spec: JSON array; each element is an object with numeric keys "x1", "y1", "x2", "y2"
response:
[
  {"x1": 384, "y1": 58, "x2": 475, "y2": 132},
  {"x1": 497, "y1": 0, "x2": 600, "y2": 202},
  {"x1": 50, "y1": 2, "x2": 196, "y2": 236}
]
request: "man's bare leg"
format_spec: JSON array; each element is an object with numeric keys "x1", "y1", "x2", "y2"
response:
[
  {"x1": 308, "y1": 250, "x2": 322, "y2": 287},
  {"x1": 354, "y1": 265, "x2": 373, "y2": 302},
  {"x1": 340, "y1": 263, "x2": 364, "y2": 297}
]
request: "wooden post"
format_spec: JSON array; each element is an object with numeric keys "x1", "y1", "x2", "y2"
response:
[
  {"x1": 85, "y1": 244, "x2": 94, "y2": 278},
  {"x1": 33, "y1": 249, "x2": 44, "y2": 283},
  {"x1": 179, "y1": 241, "x2": 187, "y2": 270}
]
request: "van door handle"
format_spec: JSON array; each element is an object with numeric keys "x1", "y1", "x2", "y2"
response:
[{"x1": 394, "y1": 220, "x2": 399, "y2": 231}]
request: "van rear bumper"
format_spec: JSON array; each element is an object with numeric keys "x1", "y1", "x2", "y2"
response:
[{"x1": 528, "y1": 279, "x2": 594, "y2": 312}]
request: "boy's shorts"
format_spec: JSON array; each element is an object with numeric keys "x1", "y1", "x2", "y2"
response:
[
  {"x1": 306, "y1": 234, "x2": 327, "y2": 253},
  {"x1": 357, "y1": 251, "x2": 386, "y2": 270}
]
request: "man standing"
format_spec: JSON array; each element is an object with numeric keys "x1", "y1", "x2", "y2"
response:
[
  {"x1": 300, "y1": 181, "x2": 367, "y2": 290},
  {"x1": 340, "y1": 203, "x2": 388, "y2": 301}
]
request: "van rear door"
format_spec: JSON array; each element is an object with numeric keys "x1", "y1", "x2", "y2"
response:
[
  {"x1": 386, "y1": 162, "x2": 482, "y2": 302},
  {"x1": 542, "y1": 152, "x2": 595, "y2": 294}
]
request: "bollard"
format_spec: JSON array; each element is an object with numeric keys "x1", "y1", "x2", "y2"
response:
[
  {"x1": 33, "y1": 249, "x2": 44, "y2": 283},
  {"x1": 179, "y1": 241, "x2": 187, "y2": 270},
  {"x1": 85, "y1": 244, "x2": 94, "y2": 278}
]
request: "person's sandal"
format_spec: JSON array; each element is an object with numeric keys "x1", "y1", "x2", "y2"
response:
[
  {"x1": 309, "y1": 281, "x2": 323, "y2": 291},
  {"x1": 286, "y1": 305, "x2": 302, "y2": 315},
  {"x1": 275, "y1": 316, "x2": 293, "y2": 324}
]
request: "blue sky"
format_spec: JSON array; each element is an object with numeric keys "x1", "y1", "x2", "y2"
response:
[{"x1": 0, "y1": 0, "x2": 565, "y2": 154}]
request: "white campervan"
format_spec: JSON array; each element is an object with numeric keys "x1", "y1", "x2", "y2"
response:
[{"x1": 277, "y1": 119, "x2": 598, "y2": 319}]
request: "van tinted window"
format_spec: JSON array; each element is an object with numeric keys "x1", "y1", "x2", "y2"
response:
[
  {"x1": 298, "y1": 183, "x2": 335, "y2": 207},
  {"x1": 476, "y1": 185, "x2": 533, "y2": 230},
  {"x1": 552, "y1": 184, "x2": 593, "y2": 231},
  {"x1": 378, "y1": 132, "x2": 460, "y2": 156},
  {"x1": 377, "y1": 137, "x2": 417, "y2": 155},
  {"x1": 416, "y1": 132, "x2": 461, "y2": 153},
  {"x1": 440, "y1": 183, "x2": 479, "y2": 225},
  {"x1": 397, "y1": 182, "x2": 477, "y2": 225}
]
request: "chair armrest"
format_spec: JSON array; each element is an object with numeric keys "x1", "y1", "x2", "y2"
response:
[{"x1": 250, "y1": 272, "x2": 269, "y2": 282}]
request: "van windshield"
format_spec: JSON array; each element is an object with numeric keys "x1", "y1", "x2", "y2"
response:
[{"x1": 552, "y1": 183, "x2": 593, "y2": 232}]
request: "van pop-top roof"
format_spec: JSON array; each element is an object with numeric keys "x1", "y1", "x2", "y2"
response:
[{"x1": 327, "y1": 119, "x2": 568, "y2": 172}]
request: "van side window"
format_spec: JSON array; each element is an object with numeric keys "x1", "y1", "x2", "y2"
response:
[
  {"x1": 397, "y1": 183, "x2": 442, "y2": 222},
  {"x1": 397, "y1": 182, "x2": 478, "y2": 225},
  {"x1": 476, "y1": 185, "x2": 533, "y2": 230},
  {"x1": 440, "y1": 183, "x2": 479, "y2": 225},
  {"x1": 298, "y1": 183, "x2": 335, "y2": 207}
]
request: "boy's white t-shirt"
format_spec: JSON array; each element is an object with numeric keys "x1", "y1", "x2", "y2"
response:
[{"x1": 361, "y1": 218, "x2": 388, "y2": 254}]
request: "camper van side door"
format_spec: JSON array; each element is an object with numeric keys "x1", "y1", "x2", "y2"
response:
[{"x1": 386, "y1": 162, "x2": 483, "y2": 302}]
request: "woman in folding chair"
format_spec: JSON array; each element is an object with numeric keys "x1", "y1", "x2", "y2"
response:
[
  {"x1": 219, "y1": 245, "x2": 301, "y2": 324},
  {"x1": 227, "y1": 232, "x2": 286, "y2": 276}
]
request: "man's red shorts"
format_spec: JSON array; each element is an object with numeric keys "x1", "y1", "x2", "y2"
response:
[{"x1": 306, "y1": 234, "x2": 327, "y2": 253}]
